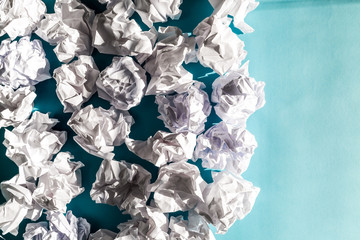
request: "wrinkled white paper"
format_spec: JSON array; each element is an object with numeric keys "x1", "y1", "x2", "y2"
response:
[
  {"x1": 125, "y1": 131, "x2": 196, "y2": 167},
  {"x1": 3, "y1": 111, "x2": 67, "y2": 179},
  {"x1": 116, "y1": 206, "x2": 169, "y2": 240},
  {"x1": 134, "y1": 0, "x2": 183, "y2": 27},
  {"x1": 23, "y1": 210, "x2": 90, "y2": 240},
  {"x1": 0, "y1": 86, "x2": 36, "y2": 128},
  {"x1": 169, "y1": 210, "x2": 215, "y2": 240},
  {"x1": 0, "y1": 0, "x2": 46, "y2": 39},
  {"x1": 97, "y1": 56, "x2": 147, "y2": 110},
  {"x1": 193, "y1": 16, "x2": 247, "y2": 75},
  {"x1": 90, "y1": 159, "x2": 151, "y2": 212},
  {"x1": 212, "y1": 61, "x2": 265, "y2": 126},
  {"x1": 68, "y1": 105, "x2": 134, "y2": 159},
  {"x1": 209, "y1": 0, "x2": 259, "y2": 33},
  {"x1": 194, "y1": 121, "x2": 257, "y2": 176},
  {"x1": 0, "y1": 172, "x2": 42, "y2": 236},
  {"x1": 0, "y1": 0, "x2": 263, "y2": 237},
  {"x1": 53, "y1": 55, "x2": 100, "y2": 113},
  {"x1": 89, "y1": 229, "x2": 117, "y2": 240},
  {"x1": 195, "y1": 171, "x2": 259, "y2": 234},
  {"x1": 155, "y1": 82, "x2": 211, "y2": 134},
  {"x1": 148, "y1": 161, "x2": 206, "y2": 213},
  {"x1": 0, "y1": 37, "x2": 51, "y2": 89},
  {"x1": 35, "y1": 0, "x2": 95, "y2": 63},
  {"x1": 0, "y1": 199, "x2": 39, "y2": 236},
  {"x1": 143, "y1": 26, "x2": 195, "y2": 95},
  {"x1": 98, "y1": 0, "x2": 135, "y2": 18},
  {"x1": 0, "y1": 150, "x2": 85, "y2": 236},
  {"x1": 88, "y1": 207, "x2": 169, "y2": 240},
  {"x1": 91, "y1": 0, "x2": 155, "y2": 58},
  {"x1": 32, "y1": 152, "x2": 84, "y2": 213}
]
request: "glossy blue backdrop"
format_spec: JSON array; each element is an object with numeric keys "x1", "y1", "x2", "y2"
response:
[{"x1": 1, "y1": 0, "x2": 360, "y2": 239}]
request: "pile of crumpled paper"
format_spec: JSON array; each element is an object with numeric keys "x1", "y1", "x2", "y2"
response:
[{"x1": 0, "y1": 0, "x2": 265, "y2": 239}]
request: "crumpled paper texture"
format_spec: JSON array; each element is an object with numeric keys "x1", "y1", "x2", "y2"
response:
[
  {"x1": 0, "y1": 86, "x2": 36, "y2": 128},
  {"x1": 68, "y1": 105, "x2": 134, "y2": 159},
  {"x1": 195, "y1": 171, "x2": 260, "y2": 234},
  {"x1": 32, "y1": 152, "x2": 84, "y2": 213},
  {"x1": 3, "y1": 111, "x2": 67, "y2": 179},
  {"x1": 0, "y1": 150, "x2": 85, "y2": 236},
  {"x1": 23, "y1": 210, "x2": 90, "y2": 240},
  {"x1": 0, "y1": 37, "x2": 51, "y2": 89},
  {"x1": 155, "y1": 83, "x2": 211, "y2": 134},
  {"x1": 125, "y1": 131, "x2": 197, "y2": 167},
  {"x1": 0, "y1": 0, "x2": 46, "y2": 39},
  {"x1": 169, "y1": 210, "x2": 215, "y2": 240},
  {"x1": 97, "y1": 56, "x2": 147, "y2": 110},
  {"x1": 143, "y1": 26, "x2": 195, "y2": 95},
  {"x1": 116, "y1": 206, "x2": 169, "y2": 240},
  {"x1": 1, "y1": 151, "x2": 84, "y2": 236},
  {"x1": 90, "y1": 159, "x2": 151, "y2": 212},
  {"x1": 134, "y1": 0, "x2": 183, "y2": 27},
  {"x1": 0, "y1": 199, "x2": 38, "y2": 236},
  {"x1": 148, "y1": 161, "x2": 206, "y2": 213},
  {"x1": 88, "y1": 207, "x2": 169, "y2": 240},
  {"x1": 53, "y1": 55, "x2": 100, "y2": 113},
  {"x1": 35, "y1": 0, "x2": 95, "y2": 63},
  {"x1": 0, "y1": 171, "x2": 42, "y2": 236},
  {"x1": 212, "y1": 61, "x2": 265, "y2": 126},
  {"x1": 193, "y1": 16, "x2": 247, "y2": 75},
  {"x1": 0, "y1": 0, "x2": 263, "y2": 237},
  {"x1": 194, "y1": 121, "x2": 257, "y2": 176},
  {"x1": 89, "y1": 229, "x2": 117, "y2": 240},
  {"x1": 209, "y1": 0, "x2": 259, "y2": 33},
  {"x1": 91, "y1": 0, "x2": 155, "y2": 58}
]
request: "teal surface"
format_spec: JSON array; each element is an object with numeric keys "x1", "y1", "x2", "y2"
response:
[
  {"x1": 218, "y1": 1, "x2": 360, "y2": 240},
  {"x1": 1, "y1": 0, "x2": 360, "y2": 239}
]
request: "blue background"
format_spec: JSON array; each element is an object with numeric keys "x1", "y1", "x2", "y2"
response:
[{"x1": 1, "y1": 0, "x2": 360, "y2": 239}]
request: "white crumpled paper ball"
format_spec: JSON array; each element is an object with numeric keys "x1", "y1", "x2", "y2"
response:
[
  {"x1": 97, "y1": 56, "x2": 147, "y2": 111},
  {"x1": 0, "y1": 37, "x2": 51, "y2": 89},
  {"x1": 0, "y1": 85, "x2": 36, "y2": 128},
  {"x1": 212, "y1": 62, "x2": 265, "y2": 126},
  {"x1": 68, "y1": 105, "x2": 134, "y2": 159},
  {"x1": 156, "y1": 83, "x2": 211, "y2": 135}
]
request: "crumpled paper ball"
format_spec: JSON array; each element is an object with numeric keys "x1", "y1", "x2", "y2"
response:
[
  {"x1": 169, "y1": 210, "x2": 216, "y2": 240},
  {"x1": 0, "y1": 37, "x2": 51, "y2": 89},
  {"x1": 195, "y1": 171, "x2": 260, "y2": 234},
  {"x1": 68, "y1": 105, "x2": 134, "y2": 159},
  {"x1": 116, "y1": 206, "x2": 169, "y2": 240},
  {"x1": 148, "y1": 161, "x2": 207, "y2": 213},
  {"x1": 96, "y1": 56, "x2": 147, "y2": 110},
  {"x1": 3, "y1": 111, "x2": 67, "y2": 179},
  {"x1": 90, "y1": 159, "x2": 151, "y2": 212},
  {"x1": 143, "y1": 26, "x2": 195, "y2": 95},
  {"x1": 209, "y1": 0, "x2": 259, "y2": 33},
  {"x1": 91, "y1": 0, "x2": 155, "y2": 59},
  {"x1": 0, "y1": 171, "x2": 43, "y2": 236},
  {"x1": 0, "y1": 85, "x2": 36, "y2": 128},
  {"x1": 155, "y1": 83, "x2": 211, "y2": 134},
  {"x1": 0, "y1": 0, "x2": 46, "y2": 39},
  {"x1": 23, "y1": 210, "x2": 90, "y2": 240},
  {"x1": 35, "y1": 0, "x2": 95, "y2": 63},
  {"x1": 193, "y1": 16, "x2": 247, "y2": 75},
  {"x1": 194, "y1": 121, "x2": 257, "y2": 176},
  {"x1": 134, "y1": 0, "x2": 183, "y2": 27},
  {"x1": 125, "y1": 131, "x2": 197, "y2": 167},
  {"x1": 212, "y1": 61, "x2": 265, "y2": 126},
  {"x1": 32, "y1": 152, "x2": 85, "y2": 213},
  {"x1": 53, "y1": 55, "x2": 100, "y2": 113}
]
